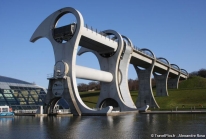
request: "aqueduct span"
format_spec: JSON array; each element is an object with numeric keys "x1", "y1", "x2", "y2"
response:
[{"x1": 30, "y1": 7, "x2": 188, "y2": 115}]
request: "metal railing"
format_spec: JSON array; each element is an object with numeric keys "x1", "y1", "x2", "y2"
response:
[
  {"x1": 133, "y1": 46, "x2": 154, "y2": 58},
  {"x1": 56, "y1": 109, "x2": 71, "y2": 114},
  {"x1": 171, "y1": 65, "x2": 179, "y2": 71},
  {"x1": 84, "y1": 24, "x2": 118, "y2": 42},
  {"x1": 92, "y1": 107, "x2": 120, "y2": 112},
  {"x1": 156, "y1": 59, "x2": 169, "y2": 66},
  {"x1": 14, "y1": 109, "x2": 37, "y2": 113},
  {"x1": 181, "y1": 70, "x2": 188, "y2": 75}
]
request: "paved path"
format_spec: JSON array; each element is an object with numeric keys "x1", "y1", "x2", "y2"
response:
[{"x1": 141, "y1": 110, "x2": 206, "y2": 114}]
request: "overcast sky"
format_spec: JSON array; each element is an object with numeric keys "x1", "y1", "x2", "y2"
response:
[{"x1": 0, "y1": 0, "x2": 206, "y2": 88}]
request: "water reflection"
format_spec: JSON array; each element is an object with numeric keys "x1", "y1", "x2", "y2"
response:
[
  {"x1": 0, "y1": 114, "x2": 206, "y2": 139},
  {"x1": 0, "y1": 117, "x2": 14, "y2": 125},
  {"x1": 62, "y1": 114, "x2": 139, "y2": 139}
]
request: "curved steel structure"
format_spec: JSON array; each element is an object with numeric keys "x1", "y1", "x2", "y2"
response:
[
  {"x1": 181, "y1": 69, "x2": 189, "y2": 77},
  {"x1": 30, "y1": 7, "x2": 188, "y2": 115},
  {"x1": 157, "y1": 57, "x2": 170, "y2": 66},
  {"x1": 171, "y1": 64, "x2": 180, "y2": 71},
  {"x1": 140, "y1": 48, "x2": 155, "y2": 58}
]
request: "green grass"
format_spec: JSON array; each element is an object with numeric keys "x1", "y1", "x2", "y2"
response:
[
  {"x1": 79, "y1": 76, "x2": 206, "y2": 110},
  {"x1": 155, "y1": 88, "x2": 206, "y2": 110},
  {"x1": 79, "y1": 91, "x2": 100, "y2": 108},
  {"x1": 179, "y1": 76, "x2": 206, "y2": 89}
]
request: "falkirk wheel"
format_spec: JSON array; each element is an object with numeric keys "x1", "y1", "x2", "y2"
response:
[{"x1": 30, "y1": 7, "x2": 189, "y2": 116}]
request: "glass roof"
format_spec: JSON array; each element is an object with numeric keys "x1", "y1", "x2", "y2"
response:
[{"x1": 0, "y1": 75, "x2": 32, "y2": 85}]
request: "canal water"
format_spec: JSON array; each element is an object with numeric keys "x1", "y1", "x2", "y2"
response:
[{"x1": 0, "y1": 114, "x2": 206, "y2": 139}]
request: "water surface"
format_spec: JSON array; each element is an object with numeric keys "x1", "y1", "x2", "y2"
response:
[{"x1": 0, "y1": 114, "x2": 206, "y2": 139}]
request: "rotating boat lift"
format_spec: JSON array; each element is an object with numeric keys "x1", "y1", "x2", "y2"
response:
[{"x1": 30, "y1": 7, "x2": 189, "y2": 116}]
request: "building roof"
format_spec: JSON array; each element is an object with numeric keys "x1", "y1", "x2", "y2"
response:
[{"x1": 0, "y1": 75, "x2": 32, "y2": 85}]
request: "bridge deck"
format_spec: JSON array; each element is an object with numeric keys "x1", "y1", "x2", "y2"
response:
[
  {"x1": 53, "y1": 24, "x2": 187, "y2": 79},
  {"x1": 131, "y1": 50, "x2": 187, "y2": 78},
  {"x1": 54, "y1": 24, "x2": 118, "y2": 54},
  {"x1": 80, "y1": 27, "x2": 118, "y2": 54}
]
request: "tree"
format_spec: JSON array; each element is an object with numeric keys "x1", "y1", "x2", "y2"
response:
[
  {"x1": 96, "y1": 82, "x2": 100, "y2": 90},
  {"x1": 88, "y1": 82, "x2": 98, "y2": 90},
  {"x1": 78, "y1": 83, "x2": 88, "y2": 92},
  {"x1": 189, "y1": 71, "x2": 198, "y2": 77},
  {"x1": 128, "y1": 79, "x2": 138, "y2": 91},
  {"x1": 198, "y1": 68, "x2": 206, "y2": 78}
]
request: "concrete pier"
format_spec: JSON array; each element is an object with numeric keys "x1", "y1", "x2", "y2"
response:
[
  {"x1": 168, "y1": 64, "x2": 181, "y2": 89},
  {"x1": 168, "y1": 74, "x2": 181, "y2": 89},
  {"x1": 153, "y1": 72, "x2": 170, "y2": 96},
  {"x1": 134, "y1": 60, "x2": 160, "y2": 109}
]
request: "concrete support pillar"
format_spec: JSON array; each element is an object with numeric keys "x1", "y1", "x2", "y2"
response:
[
  {"x1": 134, "y1": 63, "x2": 160, "y2": 109},
  {"x1": 44, "y1": 78, "x2": 81, "y2": 115},
  {"x1": 168, "y1": 73, "x2": 180, "y2": 89},
  {"x1": 153, "y1": 69, "x2": 170, "y2": 97}
]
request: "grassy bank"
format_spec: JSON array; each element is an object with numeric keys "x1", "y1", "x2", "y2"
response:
[
  {"x1": 79, "y1": 91, "x2": 100, "y2": 108},
  {"x1": 155, "y1": 76, "x2": 206, "y2": 110},
  {"x1": 155, "y1": 88, "x2": 206, "y2": 110},
  {"x1": 79, "y1": 76, "x2": 206, "y2": 110}
]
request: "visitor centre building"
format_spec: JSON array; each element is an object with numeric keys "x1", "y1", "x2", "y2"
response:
[{"x1": 0, "y1": 75, "x2": 46, "y2": 110}]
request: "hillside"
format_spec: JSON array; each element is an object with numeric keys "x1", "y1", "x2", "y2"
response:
[
  {"x1": 155, "y1": 76, "x2": 206, "y2": 110},
  {"x1": 79, "y1": 76, "x2": 206, "y2": 110},
  {"x1": 179, "y1": 76, "x2": 206, "y2": 89}
]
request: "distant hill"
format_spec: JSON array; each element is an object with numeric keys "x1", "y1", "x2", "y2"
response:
[{"x1": 179, "y1": 76, "x2": 206, "y2": 89}]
